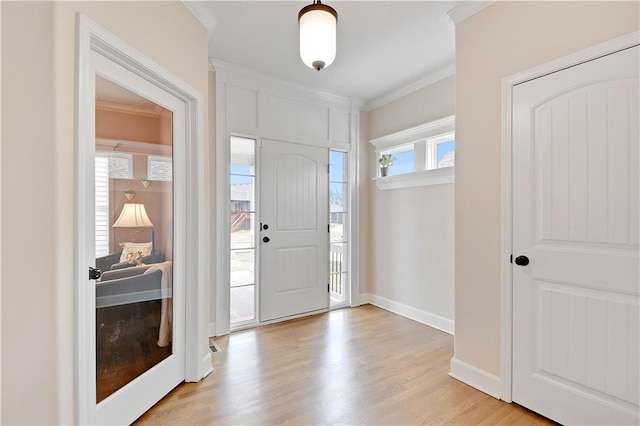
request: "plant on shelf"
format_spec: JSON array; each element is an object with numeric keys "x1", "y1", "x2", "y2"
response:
[{"x1": 379, "y1": 154, "x2": 394, "y2": 177}]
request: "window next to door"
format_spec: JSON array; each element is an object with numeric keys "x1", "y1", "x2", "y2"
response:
[
  {"x1": 330, "y1": 150, "x2": 349, "y2": 306},
  {"x1": 229, "y1": 136, "x2": 257, "y2": 326}
]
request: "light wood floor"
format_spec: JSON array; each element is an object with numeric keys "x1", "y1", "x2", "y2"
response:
[{"x1": 136, "y1": 305, "x2": 553, "y2": 425}]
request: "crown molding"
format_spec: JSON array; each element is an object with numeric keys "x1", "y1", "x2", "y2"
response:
[
  {"x1": 210, "y1": 58, "x2": 353, "y2": 107},
  {"x1": 446, "y1": 1, "x2": 495, "y2": 25},
  {"x1": 96, "y1": 101, "x2": 165, "y2": 118},
  {"x1": 181, "y1": 0, "x2": 217, "y2": 40},
  {"x1": 361, "y1": 63, "x2": 455, "y2": 112}
]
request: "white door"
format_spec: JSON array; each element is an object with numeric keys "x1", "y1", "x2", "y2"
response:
[
  {"x1": 83, "y1": 51, "x2": 185, "y2": 424},
  {"x1": 260, "y1": 139, "x2": 329, "y2": 321},
  {"x1": 512, "y1": 46, "x2": 639, "y2": 425}
]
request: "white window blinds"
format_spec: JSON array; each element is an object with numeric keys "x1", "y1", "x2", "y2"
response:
[{"x1": 95, "y1": 156, "x2": 110, "y2": 257}]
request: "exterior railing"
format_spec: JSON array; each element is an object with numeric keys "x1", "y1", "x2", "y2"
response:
[
  {"x1": 330, "y1": 243, "x2": 344, "y2": 295},
  {"x1": 231, "y1": 211, "x2": 250, "y2": 232}
]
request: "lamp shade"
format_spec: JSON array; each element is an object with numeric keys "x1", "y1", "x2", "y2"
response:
[
  {"x1": 299, "y1": 1, "x2": 337, "y2": 71},
  {"x1": 112, "y1": 203, "x2": 154, "y2": 228}
]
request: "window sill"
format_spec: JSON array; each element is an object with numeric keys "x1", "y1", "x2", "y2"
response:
[{"x1": 373, "y1": 167, "x2": 454, "y2": 190}]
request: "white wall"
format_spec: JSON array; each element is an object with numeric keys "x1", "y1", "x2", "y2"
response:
[
  {"x1": 454, "y1": 1, "x2": 639, "y2": 377},
  {"x1": 1, "y1": 2, "x2": 209, "y2": 423},
  {"x1": 364, "y1": 76, "x2": 456, "y2": 329}
]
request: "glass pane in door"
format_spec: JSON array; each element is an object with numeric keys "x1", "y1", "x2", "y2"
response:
[{"x1": 94, "y1": 76, "x2": 174, "y2": 403}]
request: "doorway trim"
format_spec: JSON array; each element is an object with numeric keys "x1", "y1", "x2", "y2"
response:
[
  {"x1": 75, "y1": 14, "x2": 209, "y2": 423},
  {"x1": 500, "y1": 31, "x2": 640, "y2": 403},
  {"x1": 212, "y1": 61, "x2": 361, "y2": 336}
]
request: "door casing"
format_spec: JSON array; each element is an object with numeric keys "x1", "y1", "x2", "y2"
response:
[
  {"x1": 75, "y1": 14, "x2": 209, "y2": 424},
  {"x1": 500, "y1": 31, "x2": 640, "y2": 402}
]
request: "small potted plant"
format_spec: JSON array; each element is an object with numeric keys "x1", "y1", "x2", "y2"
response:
[{"x1": 379, "y1": 154, "x2": 394, "y2": 177}]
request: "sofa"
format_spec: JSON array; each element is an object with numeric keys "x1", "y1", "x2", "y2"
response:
[{"x1": 95, "y1": 249, "x2": 163, "y2": 272}]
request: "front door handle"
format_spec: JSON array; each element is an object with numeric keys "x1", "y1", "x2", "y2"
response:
[
  {"x1": 263, "y1": 236, "x2": 270, "y2": 243},
  {"x1": 514, "y1": 255, "x2": 529, "y2": 266},
  {"x1": 89, "y1": 267, "x2": 102, "y2": 280}
]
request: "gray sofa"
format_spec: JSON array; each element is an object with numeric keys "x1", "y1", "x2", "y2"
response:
[
  {"x1": 95, "y1": 250, "x2": 163, "y2": 272},
  {"x1": 96, "y1": 265, "x2": 163, "y2": 308}
]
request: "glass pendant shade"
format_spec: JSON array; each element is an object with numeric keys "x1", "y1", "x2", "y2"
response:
[{"x1": 299, "y1": 1, "x2": 337, "y2": 71}]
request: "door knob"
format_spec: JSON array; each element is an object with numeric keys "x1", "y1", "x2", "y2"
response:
[
  {"x1": 89, "y1": 267, "x2": 102, "y2": 280},
  {"x1": 263, "y1": 236, "x2": 270, "y2": 243},
  {"x1": 514, "y1": 255, "x2": 529, "y2": 266}
]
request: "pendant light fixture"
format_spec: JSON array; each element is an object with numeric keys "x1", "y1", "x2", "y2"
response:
[{"x1": 298, "y1": 0, "x2": 338, "y2": 71}]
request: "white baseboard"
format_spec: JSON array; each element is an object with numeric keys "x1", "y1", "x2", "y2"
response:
[
  {"x1": 360, "y1": 292, "x2": 454, "y2": 335},
  {"x1": 201, "y1": 352, "x2": 213, "y2": 379},
  {"x1": 449, "y1": 357, "x2": 501, "y2": 399},
  {"x1": 208, "y1": 322, "x2": 216, "y2": 337}
]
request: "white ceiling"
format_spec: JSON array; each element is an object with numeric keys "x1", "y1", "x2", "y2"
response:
[{"x1": 198, "y1": 1, "x2": 457, "y2": 103}]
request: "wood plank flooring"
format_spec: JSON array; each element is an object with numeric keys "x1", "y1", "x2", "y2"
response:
[{"x1": 136, "y1": 305, "x2": 553, "y2": 425}]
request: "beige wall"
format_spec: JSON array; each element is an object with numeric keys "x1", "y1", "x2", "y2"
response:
[
  {"x1": 2, "y1": 3, "x2": 58, "y2": 424},
  {"x1": 454, "y1": 1, "x2": 639, "y2": 376},
  {"x1": 1, "y1": 1, "x2": 209, "y2": 423},
  {"x1": 368, "y1": 76, "x2": 455, "y2": 139},
  {"x1": 364, "y1": 76, "x2": 456, "y2": 321}
]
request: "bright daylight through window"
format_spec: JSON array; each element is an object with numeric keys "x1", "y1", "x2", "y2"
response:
[
  {"x1": 370, "y1": 115, "x2": 455, "y2": 189},
  {"x1": 330, "y1": 150, "x2": 349, "y2": 305},
  {"x1": 229, "y1": 136, "x2": 257, "y2": 325},
  {"x1": 379, "y1": 133, "x2": 455, "y2": 177}
]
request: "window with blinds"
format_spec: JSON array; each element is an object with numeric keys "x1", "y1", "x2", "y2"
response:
[{"x1": 95, "y1": 155, "x2": 110, "y2": 257}]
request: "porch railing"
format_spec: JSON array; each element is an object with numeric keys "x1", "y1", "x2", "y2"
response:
[{"x1": 330, "y1": 243, "x2": 344, "y2": 295}]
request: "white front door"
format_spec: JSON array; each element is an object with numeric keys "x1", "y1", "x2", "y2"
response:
[
  {"x1": 260, "y1": 139, "x2": 329, "y2": 321},
  {"x1": 512, "y1": 45, "x2": 639, "y2": 425},
  {"x1": 83, "y1": 51, "x2": 186, "y2": 425}
]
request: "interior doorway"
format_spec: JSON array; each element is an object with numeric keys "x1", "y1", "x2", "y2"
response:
[{"x1": 76, "y1": 15, "x2": 208, "y2": 425}]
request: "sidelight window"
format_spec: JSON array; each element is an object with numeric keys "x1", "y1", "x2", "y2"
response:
[
  {"x1": 229, "y1": 136, "x2": 257, "y2": 325},
  {"x1": 330, "y1": 150, "x2": 349, "y2": 305}
]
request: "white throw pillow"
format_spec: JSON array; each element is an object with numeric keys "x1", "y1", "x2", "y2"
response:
[{"x1": 119, "y1": 242, "x2": 153, "y2": 263}]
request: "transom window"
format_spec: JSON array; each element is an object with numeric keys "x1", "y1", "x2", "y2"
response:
[
  {"x1": 428, "y1": 132, "x2": 456, "y2": 170},
  {"x1": 370, "y1": 115, "x2": 455, "y2": 189}
]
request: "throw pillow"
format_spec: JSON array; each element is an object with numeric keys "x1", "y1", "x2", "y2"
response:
[{"x1": 119, "y1": 242, "x2": 153, "y2": 263}]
